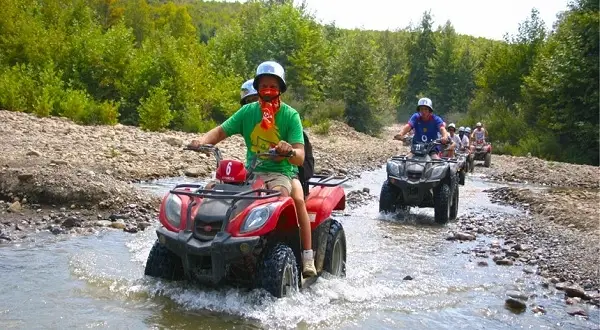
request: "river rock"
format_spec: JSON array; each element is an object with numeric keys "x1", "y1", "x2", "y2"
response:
[
  {"x1": 7, "y1": 201, "x2": 22, "y2": 213},
  {"x1": 566, "y1": 306, "x2": 588, "y2": 317},
  {"x1": 402, "y1": 275, "x2": 413, "y2": 280},
  {"x1": 110, "y1": 221, "x2": 126, "y2": 229},
  {"x1": 495, "y1": 259, "x2": 514, "y2": 266},
  {"x1": 95, "y1": 220, "x2": 112, "y2": 227},
  {"x1": 184, "y1": 167, "x2": 206, "y2": 178},
  {"x1": 564, "y1": 285, "x2": 588, "y2": 299},
  {"x1": 17, "y1": 173, "x2": 34, "y2": 182},
  {"x1": 123, "y1": 224, "x2": 138, "y2": 233},
  {"x1": 506, "y1": 290, "x2": 529, "y2": 300},
  {"x1": 453, "y1": 232, "x2": 476, "y2": 241},
  {"x1": 137, "y1": 222, "x2": 152, "y2": 231},
  {"x1": 505, "y1": 298, "x2": 527, "y2": 312},
  {"x1": 162, "y1": 137, "x2": 183, "y2": 147},
  {"x1": 61, "y1": 216, "x2": 81, "y2": 228},
  {"x1": 26, "y1": 148, "x2": 42, "y2": 156},
  {"x1": 477, "y1": 261, "x2": 489, "y2": 267},
  {"x1": 532, "y1": 305, "x2": 546, "y2": 314},
  {"x1": 555, "y1": 282, "x2": 569, "y2": 290}
]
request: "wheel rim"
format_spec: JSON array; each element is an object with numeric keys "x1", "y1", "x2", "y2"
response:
[
  {"x1": 331, "y1": 238, "x2": 344, "y2": 275},
  {"x1": 281, "y1": 263, "x2": 294, "y2": 297}
]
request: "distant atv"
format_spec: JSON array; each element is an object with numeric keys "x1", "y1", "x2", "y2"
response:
[
  {"x1": 469, "y1": 140, "x2": 492, "y2": 170},
  {"x1": 379, "y1": 140, "x2": 462, "y2": 224},
  {"x1": 144, "y1": 145, "x2": 349, "y2": 298}
]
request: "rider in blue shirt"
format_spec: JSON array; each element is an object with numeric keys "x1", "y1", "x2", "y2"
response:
[{"x1": 394, "y1": 97, "x2": 449, "y2": 159}]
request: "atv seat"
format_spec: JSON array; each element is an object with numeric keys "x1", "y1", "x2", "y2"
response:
[{"x1": 298, "y1": 130, "x2": 314, "y2": 197}]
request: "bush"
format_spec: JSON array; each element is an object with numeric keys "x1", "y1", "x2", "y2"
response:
[
  {"x1": 84, "y1": 100, "x2": 120, "y2": 125},
  {"x1": 138, "y1": 86, "x2": 173, "y2": 131},
  {"x1": 312, "y1": 119, "x2": 331, "y2": 135},
  {"x1": 59, "y1": 89, "x2": 91, "y2": 123}
]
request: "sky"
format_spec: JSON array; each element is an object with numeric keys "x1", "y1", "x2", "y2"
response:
[{"x1": 293, "y1": 0, "x2": 571, "y2": 40}]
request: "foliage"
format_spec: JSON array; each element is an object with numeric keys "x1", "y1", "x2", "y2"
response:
[{"x1": 0, "y1": 0, "x2": 596, "y2": 164}]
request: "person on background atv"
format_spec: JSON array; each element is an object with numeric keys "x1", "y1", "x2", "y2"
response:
[
  {"x1": 188, "y1": 61, "x2": 317, "y2": 277},
  {"x1": 458, "y1": 126, "x2": 470, "y2": 152},
  {"x1": 393, "y1": 97, "x2": 449, "y2": 159},
  {"x1": 471, "y1": 122, "x2": 488, "y2": 143},
  {"x1": 443, "y1": 123, "x2": 460, "y2": 158},
  {"x1": 240, "y1": 79, "x2": 259, "y2": 106},
  {"x1": 465, "y1": 127, "x2": 472, "y2": 146}
]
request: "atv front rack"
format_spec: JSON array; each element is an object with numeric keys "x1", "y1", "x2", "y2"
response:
[
  {"x1": 308, "y1": 174, "x2": 349, "y2": 187},
  {"x1": 170, "y1": 184, "x2": 281, "y2": 200},
  {"x1": 391, "y1": 155, "x2": 458, "y2": 163}
]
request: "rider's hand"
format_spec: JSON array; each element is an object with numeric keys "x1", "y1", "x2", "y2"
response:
[
  {"x1": 187, "y1": 139, "x2": 202, "y2": 149},
  {"x1": 440, "y1": 136, "x2": 449, "y2": 144},
  {"x1": 275, "y1": 141, "x2": 293, "y2": 155}
]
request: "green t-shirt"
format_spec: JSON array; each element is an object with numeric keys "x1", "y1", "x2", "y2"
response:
[{"x1": 221, "y1": 102, "x2": 304, "y2": 178}]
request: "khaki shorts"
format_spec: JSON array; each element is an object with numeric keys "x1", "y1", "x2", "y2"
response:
[{"x1": 255, "y1": 172, "x2": 293, "y2": 194}]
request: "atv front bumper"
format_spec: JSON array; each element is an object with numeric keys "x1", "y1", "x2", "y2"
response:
[
  {"x1": 156, "y1": 226, "x2": 260, "y2": 284},
  {"x1": 389, "y1": 176, "x2": 440, "y2": 206}
]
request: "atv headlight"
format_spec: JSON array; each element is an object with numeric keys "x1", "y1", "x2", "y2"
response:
[
  {"x1": 241, "y1": 202, "x2": 281, "y2": 234},
  {"x1": 387, "y1": 161, "x2": 400, "y2": 177},
  {"x1": 164, "y1": 194, "x2": 182, "y2": 227},
  {"x1": 429, "y1": 165, "x2": 447, "y2": 179}
]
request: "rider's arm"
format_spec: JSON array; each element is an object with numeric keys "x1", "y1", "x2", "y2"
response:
[
  {"x1": 397, "y1": 123, "x2": 413, "y2": 137},
  {"x1": 439, "y1": 126, "x2": 449, "y2": 141},
  {"x1": 199, "y1": 126, "x2": 227, "y2": 145},
  {"x1": 289, "y1": 143, "x2": 305, "y2": 166}
]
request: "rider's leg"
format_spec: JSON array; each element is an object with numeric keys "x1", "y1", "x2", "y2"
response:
[
  {"x1": 260, "y1": 173, "x2": 317, "y2": 277},
  {"x1": 291, "y1": 178, "x2": 316, "y2": 277}
]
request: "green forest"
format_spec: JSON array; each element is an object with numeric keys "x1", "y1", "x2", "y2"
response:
[{"x1": 0, "y1": 0, "x2": 597, "y2": 165}]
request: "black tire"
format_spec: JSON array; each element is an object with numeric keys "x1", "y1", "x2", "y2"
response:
[
  {"x1": 144, "y1": 240, "x2": 184, "y2": 281},
  {"x1": 449, "y1": 179, "x2": 459, "y2": 220},
  {"x1": 434, "y1": 183, "x2": 451, "y2": 224},
  {"x1": 458, "y1": 169, "x2": 465, "y2": 185},
  {"x1": 324, "y1": 220, "x2": 346, "y2": 277},
  {"x1": 469, "y1": 155, "x2": 475, "y2": 173},
  {"x1": 484, "y1": 153, "x2": 491, "y2": 167},
  {"x1": 379, "y1": 180, "x2": 399, "y2": 213},
  {"x1": 259, "y1": 243, "x2": 298, "y2": 298}
]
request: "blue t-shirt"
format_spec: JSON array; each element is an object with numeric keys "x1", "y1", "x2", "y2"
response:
[{"x1": 408, "y1": 113, "x2": 445, "y2": 144}]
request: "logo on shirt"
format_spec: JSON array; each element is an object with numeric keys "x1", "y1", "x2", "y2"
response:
[{"x1": 250, "y1": 123, "x2": 280, "y2": 153}]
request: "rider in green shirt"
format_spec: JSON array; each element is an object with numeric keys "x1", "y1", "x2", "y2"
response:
[{"x1": 189, "y1": 61, "x2": 317, "y2": 277}]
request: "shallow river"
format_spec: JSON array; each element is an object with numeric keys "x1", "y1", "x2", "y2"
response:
[{"x1": 0, "y1": 168, "x2": 597, "y2": 329}]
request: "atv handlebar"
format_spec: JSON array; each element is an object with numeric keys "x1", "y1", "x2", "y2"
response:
[
  {"x1": 170, "y1": 183, "x2": 281, "y2": 200},
  {"x1": 185, "y1": 144, "x2": 223, "y2": 168}
]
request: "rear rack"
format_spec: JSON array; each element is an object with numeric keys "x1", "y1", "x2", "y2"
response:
[
  {"x1": 170, "y1": 184, "x2": 281, "y2": 200},
  {"x1": 308, "y1": 174, "x2": 349, "y2": 187}
]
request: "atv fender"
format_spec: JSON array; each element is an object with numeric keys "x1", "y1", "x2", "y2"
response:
[{"x1": 305, "y1": 186, "x2": 346, "y2": 228}]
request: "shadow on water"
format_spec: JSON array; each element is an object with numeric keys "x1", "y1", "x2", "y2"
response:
[{"x1": 0, "y1": 167, "x2": 597, "y2": 329}]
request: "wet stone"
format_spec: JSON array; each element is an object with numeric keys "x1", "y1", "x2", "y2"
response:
[
  {"x1": 495, "y1": 259, "x2": 514, "y2": 266},
  {"x1": 564, "y1": 286, "x2": 588, "y2": 299},
  {"x1": 566, "y1": 306, "x2": 588, "y2": 317},
  {"x1": 477, "y1": 261, "x2": 489, "y2": 267},
  {"x1": 532, "y1": 305, "x2": 546, "y2": 314},
  {"x1": 505, "y1": 298, "x2": 527, "y2": 312},
  {"x1": 402, "y1": 275, "x2": 413, "y2": 281},
  {"x1": 506, "y1": 291, "x2": 529, "y2": 300}
]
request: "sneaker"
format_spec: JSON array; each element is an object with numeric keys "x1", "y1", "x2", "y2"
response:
[{"x1": 302, "y1": 250, "x2": 317, "y2": 277}]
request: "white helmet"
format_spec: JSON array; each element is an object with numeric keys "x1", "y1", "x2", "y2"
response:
[
  {"x1": 416, "y1": 97, "x2": 433, "y2": 112},
  {"x1": 465, "y1": 127, "x2": 471, "y2": 134},
  {"x1": 253, "y1": 61, "x2": 287, "y2": 93},
  {"x1": 476, "y1": 122, "x2": 482, "y2": 128},
  {"x1": 448, "y1": 123, "x2": 456, "y2": 130},
  {"x1": 458, "y1": 126, "x2": 465, "y2": 132},
  {"x1": 240, "y1": 79, "x2": 257, "y2": 105}
]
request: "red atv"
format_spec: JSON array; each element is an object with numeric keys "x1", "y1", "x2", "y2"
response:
[
  {"x1": 468, "y1": 140, "x2": 492, "y2": 170},
  {"x1": 144, "y1": 145, "x2": 349, "y2": 298}
]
